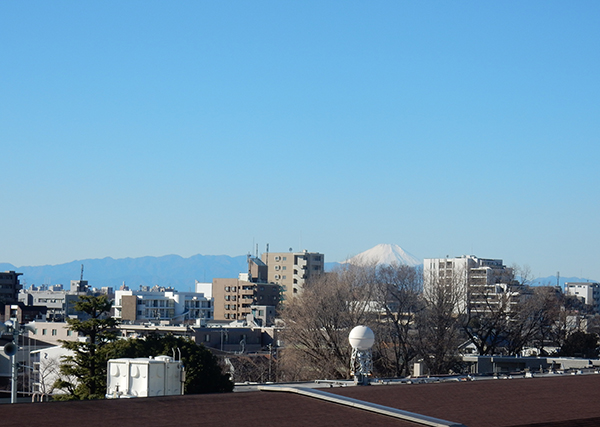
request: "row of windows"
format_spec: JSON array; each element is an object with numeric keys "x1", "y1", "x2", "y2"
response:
[{"x1": 38, "y1": 329, "x2": 73, "y2": 337}]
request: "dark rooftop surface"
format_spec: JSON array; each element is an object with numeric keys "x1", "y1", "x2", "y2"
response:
[
  {"x1": 3, "y1": 374, "x2": 600, "y2": 427},
  {"x1": 331, "y1": 374, "x2": 600, "y2": 427}
]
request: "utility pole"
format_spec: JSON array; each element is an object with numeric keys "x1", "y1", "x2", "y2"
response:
[{"x1": 2, "y1": 318, "x2": 36, "y2": 403}]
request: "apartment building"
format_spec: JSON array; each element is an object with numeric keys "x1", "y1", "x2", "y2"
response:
[
  {"x1": 212, "y1": 276, "x2": 280, "y2": 322},
  {"x1": 423, "y1": 255, "x2": 521, "y2": 314},
  {"x1": 0, "y1": 271, "x2": 23, "y2": 313},
  {"x1": 261, "y1": 250, "x2": 324, "y2": 300},
  {"x1": 114, "y1": 289, "x2": 212, "y2": 325},
  {"x1": 212, "y1": 256, "x2": 279, "y2": 322},
  {"x1": 565, "y1": 282, "x2": 600, "y2": 313},
  {"x1": 19, "y1": 290, "x2": 81, "y2": 321}
]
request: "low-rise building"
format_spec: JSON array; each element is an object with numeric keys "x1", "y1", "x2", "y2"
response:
[
  {"x1": 25, "y1": 321, "x2": 81, "y2": 345},
  {"x1": 19, "y1": 290, "x2": 81, "y2": 321},
  {"x1": 114, "y1": 288, "x2": 212, "y2": 325}
]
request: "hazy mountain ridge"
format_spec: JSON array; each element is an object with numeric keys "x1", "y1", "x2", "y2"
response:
[
  {"x1": 1, "y1": 254, "x2": 248, "y2": 291},
  {"x1": 2, "y1": 246, "x2": 596, "y2": 292}
]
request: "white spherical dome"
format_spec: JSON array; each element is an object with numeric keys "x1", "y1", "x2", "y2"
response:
[{"x1": 348, "y1": 325, "x2": 375, "y2": 350}]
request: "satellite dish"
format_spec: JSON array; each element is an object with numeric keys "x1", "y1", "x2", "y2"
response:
[{"x1": 348, "y1": 325, "x2": 375, "y2": 350}]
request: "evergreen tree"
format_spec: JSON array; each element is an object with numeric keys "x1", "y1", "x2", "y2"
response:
[{"x1": 54, "y1": 295, "x2": 119, "y2": 400}]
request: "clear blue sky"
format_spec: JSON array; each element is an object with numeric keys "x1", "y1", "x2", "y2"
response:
[{"x1": 1, "y1": 1, "x2": 599, "y2": 280}]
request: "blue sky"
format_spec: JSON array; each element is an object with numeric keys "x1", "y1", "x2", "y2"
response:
[{"x1": 1, "y1": 1, "x2": 599, "y2": 280}]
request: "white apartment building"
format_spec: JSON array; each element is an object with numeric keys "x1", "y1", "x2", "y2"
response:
[
  {"x1": 423, "y1": 255, "x2": 520, "y2": 314},
  {"x1": 114, "y1": 289, "x2": 212, "y2": 325},
  {"x1": 565, "y1": 282, "x2": 600, "y2": 313}
]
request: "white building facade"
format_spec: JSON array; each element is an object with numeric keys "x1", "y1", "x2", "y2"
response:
[
  {"x1": 423, "y1": 255, "x2": 519, "y2": 313},
  {"x1": 114, "y1": 289, "x2": 212, "y2": 325},
  {"x1": 565, "y1": 282, "x2": 600, "y2": 313}
]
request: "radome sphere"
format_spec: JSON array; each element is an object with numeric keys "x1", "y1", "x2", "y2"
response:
[{"x1": 348, "y1": 325, "x2": 375, "y2": 350}]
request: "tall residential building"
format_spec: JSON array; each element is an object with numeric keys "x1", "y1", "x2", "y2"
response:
[
  {"x1": 0, "y1": 271, "x2": 22, "y2": 305},
  {"x1": 261, "y1": 250, "x2": 324, "y2": 300},
  {"x1": 423, "y1": 255, "x2": 520, "y2": 314},
  {"x1": 212, "y1": 257, "x2": 280, "y2": 323}
]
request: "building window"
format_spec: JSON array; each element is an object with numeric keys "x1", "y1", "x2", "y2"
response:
[
  {"x1": 225, "y1": 286, "x2": 230, "y2": 292},
  {"x1": 67, "y1": 330, "x2": 72, "y2": 336},
  {"x1": 52, "y1": 329, "x2": 57, "y2": 336},
  {"x1": 205, "y1": 334, "x2": 210, "y2": 342},
  {"x1": 42, "y1": 329, "x2": 47, "y2": 335}
]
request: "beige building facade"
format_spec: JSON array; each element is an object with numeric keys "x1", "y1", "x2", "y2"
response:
[
  {"x1": 212, "y1": 277, "x2": 280, "y2": 322},
  {"x1": 261, "y1": 250, "x2": 324, "y2": 300}
]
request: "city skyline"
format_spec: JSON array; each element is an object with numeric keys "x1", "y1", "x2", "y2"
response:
[{"x1": 2, "y1": 2, "x2": 599, "y2": 281}]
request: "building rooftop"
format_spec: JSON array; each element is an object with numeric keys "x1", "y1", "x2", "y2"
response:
[{"x1": 3, "y1": 374, "x2": 600, "y2": 427}]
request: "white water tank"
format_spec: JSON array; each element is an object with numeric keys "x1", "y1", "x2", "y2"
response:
[{"x1": 106, "y1": 356, "x2": 184, "y2": 398}]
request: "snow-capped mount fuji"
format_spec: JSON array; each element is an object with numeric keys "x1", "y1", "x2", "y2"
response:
[{"x1": 344, "y1": 244, "x2": 422, "y2": 267}]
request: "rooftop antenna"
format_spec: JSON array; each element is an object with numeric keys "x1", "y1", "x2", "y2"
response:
[
  {"x1": 266, "y1": 244, "x2": 269, "y2": 266},
  {"x1": 80, "y1": 264, "x2": 84, "y2": 282}
]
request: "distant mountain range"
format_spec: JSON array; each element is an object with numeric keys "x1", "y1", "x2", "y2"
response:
[
  {"x1": 2, "y1": 244, "x2": 594, "y2": 292},
  {"x1": 0, "y1": 255, "x2": 249, "y2": 292}
]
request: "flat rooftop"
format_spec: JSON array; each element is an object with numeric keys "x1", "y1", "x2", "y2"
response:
[{"x1": 3, "y1": 374, "x2": 600, "y2": 427}]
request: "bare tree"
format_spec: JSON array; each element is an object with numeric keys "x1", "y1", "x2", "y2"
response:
[
  {"x1": 279, "y1": 264, "x2": 377, "y2": 380},
  {"x1": 462, "y1": 266, "x2": 523, "y2": 356},
  {"x1": 505, "y1": 286, "x2": 562, "y2": 356},
  {"x1": 372, "y1": 264, "x2": 422, "y2": 377},
  {"x1": 416, "y1": 269, "x2": 465, "y2": 374}
]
